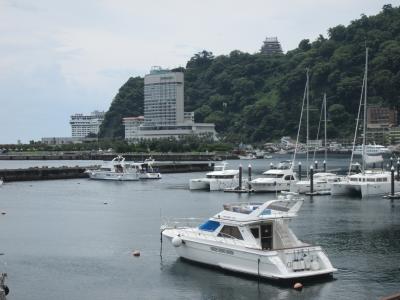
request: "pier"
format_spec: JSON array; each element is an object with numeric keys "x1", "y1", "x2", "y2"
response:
[{"x1": 0, "y1": 162, "x2": 214, "y2": 182}]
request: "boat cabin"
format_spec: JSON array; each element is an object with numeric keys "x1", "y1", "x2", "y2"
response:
[
  {"x1": 261, "y1": 169, "x2": 296, "y2": 181},
  {"x1": 197, "y1": 198, "x2": 305, "y2": 251}
]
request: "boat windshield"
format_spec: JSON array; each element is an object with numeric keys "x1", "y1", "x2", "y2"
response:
[
  {"x1": 206, "y1": 175, "x2": 234, "y2": 179},
  {"x1": 264, "y1": 174, "x2": 284, "y2": 178},
  {"x1": 198, "y1": 220, "x2": 220, "y2": 232}
]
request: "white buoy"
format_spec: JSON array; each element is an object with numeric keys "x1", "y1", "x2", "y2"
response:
[
  {"x1": 172, "y1": 236, "x2": 183, "y2": 247},
  {"x1": 132, "y1": 250, "x2": 140, "y2": 257}
]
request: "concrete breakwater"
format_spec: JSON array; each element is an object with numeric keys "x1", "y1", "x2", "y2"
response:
[
  {"x1": 0, "y1": 152, "x2": 231, "y2": 161},
  {"x1": 0, "y1": 162, "x2": 214, "y2": 182}
]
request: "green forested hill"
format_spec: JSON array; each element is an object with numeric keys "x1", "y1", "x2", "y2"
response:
[{"x1": 99, "y1": 4, "x2": 400, "y2": 142}]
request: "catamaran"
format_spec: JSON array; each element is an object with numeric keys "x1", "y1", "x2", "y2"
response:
[{"x1": 331, "y1": 48, "x2": 400, "y2": 198}]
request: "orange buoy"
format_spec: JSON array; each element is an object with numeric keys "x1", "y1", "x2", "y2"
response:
[
  {"x1": 132, "y1": 250, "x2": 140, "y2": 257},
  {"x1": 294, "y1": 282, "x2": 303, "y2": 291}
]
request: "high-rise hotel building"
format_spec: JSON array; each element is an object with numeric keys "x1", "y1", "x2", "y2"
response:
[
  {"x1": 70, "y1": 110, "x2": 105, "y2": 138},
  {"x1": 124, "y1": 67, "x2": 216, "y2": 140},
  {"x1": 144, "y1": 68, "x2": 184, "y2": 126}
]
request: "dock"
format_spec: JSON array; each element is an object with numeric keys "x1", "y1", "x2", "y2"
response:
[{"x1": 0, "y1": 162, "x2": 214, "y2": 182}]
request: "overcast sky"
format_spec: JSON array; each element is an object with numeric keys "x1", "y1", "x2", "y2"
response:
[{"x1": 0, "y1": 0, "x2": 399, "y2": 143}]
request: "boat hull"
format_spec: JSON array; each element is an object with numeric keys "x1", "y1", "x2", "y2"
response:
[
  {"x1": 189, "y1": 178, "x2": 240, "y2": 191},
  {"x1": 163, "y1": 231, "x2": 336, "y2": 280},
  {"x1": 251, "y1": 180, "x2": 292, "y2": 192},
  {"x1": 139, "y1": 172, "x2": 162, "y2": 179},
  {"x1": 331, "y1": 181, "x2": 400, "y2": 198},
  {"x1": 88, "y1": 171, "x2": 139, "y2": 181},
  {"x1": 291, "y1": 181, "x2": 331, "y2": 194}
]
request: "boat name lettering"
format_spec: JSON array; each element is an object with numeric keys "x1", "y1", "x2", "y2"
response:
[{"x1": 210, "y1": 246, "x2": 234, "y2": 255}]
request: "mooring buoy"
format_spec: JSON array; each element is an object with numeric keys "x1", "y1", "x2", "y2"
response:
[
  {"x1": 294, "y1": 282, "x2": 303, "y2": 291},
  {"x1": 132, "y1": 250, "x2": 140, "y2": 257}
]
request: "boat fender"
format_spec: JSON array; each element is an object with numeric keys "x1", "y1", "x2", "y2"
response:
[
  {"x1": 3, "y1": 285, "x2": 9, "y2": 295},
  {"x1": 172, "y1": 236, "x2": 183, "y2": 247}
]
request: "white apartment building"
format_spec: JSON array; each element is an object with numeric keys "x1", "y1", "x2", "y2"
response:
[
  {"x1": 70, "y1": 110, "x2": 105, "y2": 138},
  {"x1": 123, "y1": 116, "x2": 144, "y2": 140},
  {"x1": 124, "y1": 67, "x2": 216, "y2": 141}
]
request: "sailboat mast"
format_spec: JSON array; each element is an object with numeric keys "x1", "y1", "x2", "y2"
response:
[
  {"x1": 362, "y1": 48, "x2": 368, "y2": 173},
  {"x1": 306, "y1": 68, "x2": 309, "y2": 175},
  {"x1": 324, "y1": 93, "x2": 327, "y2": 165}
]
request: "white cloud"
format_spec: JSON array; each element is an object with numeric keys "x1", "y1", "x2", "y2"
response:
[{"x1": 0, "y1": 0, "x2": 399, "y2": 143}]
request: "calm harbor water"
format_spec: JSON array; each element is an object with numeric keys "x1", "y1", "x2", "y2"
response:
[{"x1": 1, "y1": 155, "x2": 400, "y2": 300}]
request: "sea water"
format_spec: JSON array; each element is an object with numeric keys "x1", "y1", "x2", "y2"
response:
[{"x1": 0, "y1": 155, "x2": 399, "y2": 300}]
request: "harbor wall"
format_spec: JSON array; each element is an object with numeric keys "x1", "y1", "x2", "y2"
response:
[
  {"x1": 0, "y1": 162, "x2": 214, "y2": 182},
  {"x1": 0, "y1": 152, "x2": 225, "y2": 161}
]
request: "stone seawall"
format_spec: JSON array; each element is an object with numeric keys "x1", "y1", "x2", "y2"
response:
[{"x1": 0, "y1": 162, "x2": 214, "y2": 182}]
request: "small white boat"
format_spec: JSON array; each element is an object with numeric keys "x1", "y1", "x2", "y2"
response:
[
  {"x1": 238, "y1": 153, "x2": 257, "y2": 160},
  {"x1": 138, "y1": 163, "x2": 162, "y2": 179},
  {"x1": 144, "y1": 157, "x2": 156, "y2": 164},
  {"x1": 250, "y1": 168, "x2": 297, "y2": 192},
  {"x1": 353, "y1": 144, "x2": 391, "y2": 156},
  {"x1": 189, "y1": 162, "x2": 241, "y2": 191},
  {"x1": 263, "y1": 155, "x2": 273, "y2": 159},
  {"x1": 291, "y1": 172, "x2": 342, "y2": 194},
  {"x1": 161, "y1": 194, "x2": 337, "y2": 280},
  {"x1": 86, "y1": 156, "x2": 140, "y2": 181},
  {"x1": 0, "y1": 178, "x2": 3, "y2": 186}
]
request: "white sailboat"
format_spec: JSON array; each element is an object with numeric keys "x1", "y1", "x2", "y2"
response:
[
  {"x1": 331, "y1": 48, "x2": 400, "y2": 198},
  {"x1": 292, "y1": 94, "x2": 342, "y2": 194},
  {"x1": 251, "y1": 69, "x2": 314, "y2": 193},
  {"x1": 161, "y1": 194, "x2": 337, "y2": 280}
]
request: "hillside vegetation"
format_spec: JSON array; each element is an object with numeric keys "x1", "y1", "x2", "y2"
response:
[{"x1": 99, "y1": 5, "x2": 400, "y2": 143}]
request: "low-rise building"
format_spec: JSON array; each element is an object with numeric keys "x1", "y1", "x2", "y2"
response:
[
  {"x1": 123, "y1": 116, "x2": 144, "y2": 140},
  {"x1": 41, "y1": 137, "x2": 98, "y2": 145}
]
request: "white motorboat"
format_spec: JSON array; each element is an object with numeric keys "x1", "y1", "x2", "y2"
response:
[
  {"x1": 86, "y1": 156, "x2": 140, "y2": 181},
  {"x1": 353, "y1": 144, "x2": 391, "y2": 156},
  {"x1": 161, "y1": 194, "x2": 337, "y2": 280},
  {"x1": 239, "y1": 153, "x2": 257, "y2": 160},
  {"x1": 138, "y1": 163, "x2": 162, "y2": 179},
  {"x1": 250, "y1": 168, "x2": 297, "y2": 192},
  {"x1": 291, "y1": 173, "x2": 342, "y2": 194},
  {"x1": 189, "y1": 162, "x2": 240, "y2": 191}
]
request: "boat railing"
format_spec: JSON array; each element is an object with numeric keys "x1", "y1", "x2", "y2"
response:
[
  {"x1": 162, "y1": 218, "x2": 246, "y2": 246},
  {"x1": 162, "y1": 217, "x2": 204, "y2": 229},
  {"x1": 180, "y1": 227, "x2": 246, "y2": 246}
]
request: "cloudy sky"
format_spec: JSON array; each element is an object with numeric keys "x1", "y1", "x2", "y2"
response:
[{"x1": 0, "y1": 0, "x2": 399, "y2": 143}]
